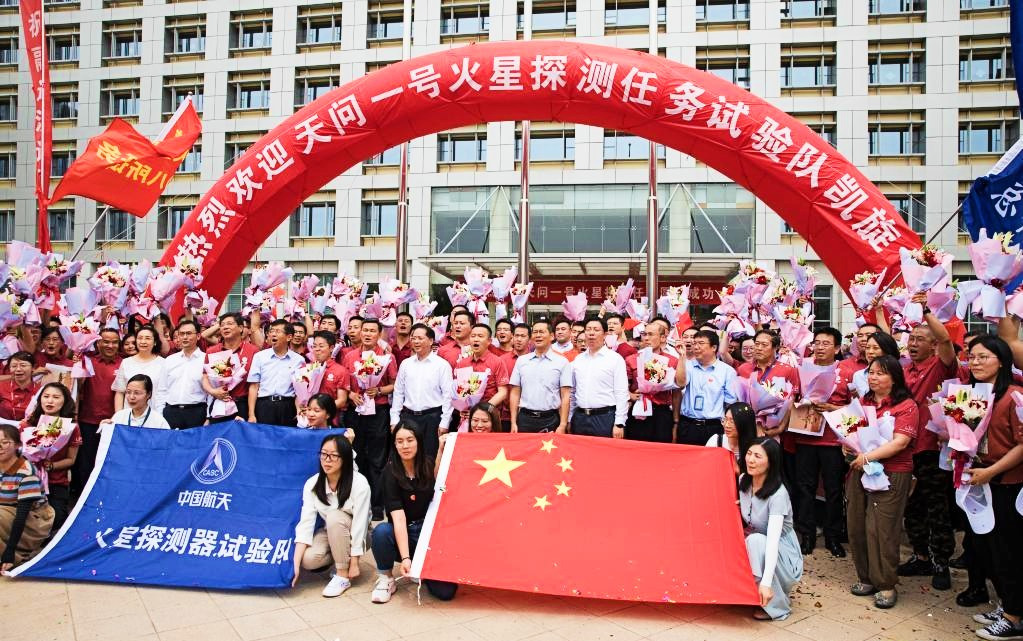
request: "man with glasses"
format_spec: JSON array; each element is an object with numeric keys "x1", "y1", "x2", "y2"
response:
[
  {"x1": 159, "y1": 320, "x2": 208, "y2": 429},
  {"x1": 677, "y1": 329, "x2": 736, "y2": 446},
  {"x1": 624, "y1": 321, "x2": 684, "y2": 443},
  {"x1": 897, "y1": 296, "x2": 958, "y2": 591}
]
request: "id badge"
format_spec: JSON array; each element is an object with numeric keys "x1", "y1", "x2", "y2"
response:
[{"x1": 694, "y1": 395, "x2": 704, "y2": 412}]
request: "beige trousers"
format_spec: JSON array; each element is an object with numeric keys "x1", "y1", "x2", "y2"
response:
[
  {"x1": 0, "y1": 502, "x2": 55, "y2": 565},
  {"x1": 846, "y1": 470, "x2": 912, "y2": 591},
  {"x1": 301, "y1": 509, "x2": 353, "y2": 572}
]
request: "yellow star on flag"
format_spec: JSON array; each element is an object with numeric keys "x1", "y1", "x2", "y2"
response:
[
  {"x1": 540, "y1": 439, "x2": 557, "y2": 454},
  {"x1": 554, "y1": 481, "x2": 572, "y2": 497},
  {"x1": 556, "y1": 457, "x2": 573, "y2": 472},
  {"x1": 475, "y1": 448, "x2": 525, "y2": 487},
  {"x1": 533, "y1": 495, "x2": 552, "y2": 511},
  {"x1": 174, "y1": 128, "x2": 184, "y2": 137}
]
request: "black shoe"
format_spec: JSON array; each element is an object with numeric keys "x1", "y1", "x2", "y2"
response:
[
  {"x1": 931, "y1": 563, "x2": 951, "y2": 591},
  {"x1": 800, "y1": 533, "x2": 815, "y2": 555},
  {"x1": 949, "y1": 554, "x2": 968, "y2": 570},
  {"x1": 956, "y1": 586, "x2": 991, "y2": 608},
  {"x1": 371, "y1": 507, "x2": 384, "y2": 521},
  {"x1": 825, "y1": 539, "x2": 846, "y2": 558},
  {"x1": 897, "y1": 554, "x2": 934, "y2": 577}
]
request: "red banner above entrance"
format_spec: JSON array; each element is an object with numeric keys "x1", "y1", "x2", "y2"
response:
[{"x1": 530, "y1": 279, "x2": 724, "y2": 305}]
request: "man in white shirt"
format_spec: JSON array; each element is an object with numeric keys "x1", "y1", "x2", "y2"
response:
[
  {"x1": 159, "y1": 320, "x2": 208, "y2": 429},
  {"x1": 247, "y1": 319, "x2": 306, "y2": 426},
  {"x1": 390, "y1": 324, "x2": 453, "y2": 461},
  {"x1": 509, "y1": 319, "x2": 572, "y2": 434},
  {"x1": 569, "y1": 317, "x2": 629, "y2": 438}
]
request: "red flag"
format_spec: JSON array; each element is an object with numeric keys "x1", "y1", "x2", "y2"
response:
[
  {"x1": 413, "y1": 433, "x2": 760, "y2": 605},
  {"x1": 19, "y1": 0, "x2": 51, "y2": 251},
  {"x1": 154, "y1": 95, "x2": 201, "y2": 158},
  {"x1": 49, "y1": 115, "x2": 200, "y2": 217}
]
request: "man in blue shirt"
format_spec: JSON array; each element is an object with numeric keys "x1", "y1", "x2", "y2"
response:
[
  {"x1": 247, "y1": 319, "x2": 306, "y2": 426},
  {"x1": 677, "y1": 329, "x2": 738, "y2": 446}
]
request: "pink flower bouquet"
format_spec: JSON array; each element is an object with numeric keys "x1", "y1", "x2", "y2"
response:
[
  {"x1": 293, "y1": 275, "x2": 320, "y2": 304},
  {"x1": 184, "y1": 289, "x2": 220, "y2": 326},
  {"x1": 378, "y1": 278, "x2": 417, "y2": 306},
  {"x1": 625, "y1": 298, "x2": 651, "y2": 322},
  {"x1": 790, "y1": 257, "x2": 817, "y2": 298},
  {"x1": 602, "y1": 279, "x2": 635, "y2": 315},
  {"x1": 21, "y1": 416, "x2": 75, "y2": 493},
  {"x1": 353, "y1": 351, "x2": 391, "y2": 416},
  {"x1": 205, "y1": 351, "x2": 245, "y2": 418},
  {"x1": 425, "y1": 316, "x2": 448, "y2": 337},
  {"x1": 958, "y1": 230, "x2": 1023, "y2": 320},
  {"x1": 796, "y1": 361, "x2": 838, "y2": 406},
  {"x1": 822, "y1": 400, "x2": 893, "y2": 491},
  {"x1": 562, "y1": 292, "x2": 588, "y2": 322},
  {"x1": 249, "y1": 261, "x2": 293, "y2": 293},
  {"x1": 452, "y1": 367, "x2": 489, "y2": 432},
  {"x1": 743, "y1": 376, "x2": 793, "y2": 429},
  {"x1": 510, "y1": 282, "x2": 532, "y2": 324},
  {"x1": 293, "y1": 361, "x2": 326, "y2": 409},
  {"x1": 490, "y1": 266, "x2": 518, "y2": 304},
  {"x1": 849, "y1": 269, "x2": 886, "y2": 313},
  {"x1": 58, "y1": 314, "x2": 102, "y2": 378},
  {"x1": 446, "y1": 281, "x2": 471, "y2": 307},
  {"x1": 89, "y1": 262, "x2": 131, "y2": 309},
  {"x1": 411, "y1": 292, "x2": 437, "y2": 322},
  {"x1": 934, "y1": 383, "x2": 994, "y2": 487},
  {"x1": 463, "y1": 266, "x2": 493, "y2": 298},
  {"x1": 656, "y1": 285, "x2": 690, "y2": 325},
  {"x1": 129, "y1": 260, "x2": 153, "y2": 294}
]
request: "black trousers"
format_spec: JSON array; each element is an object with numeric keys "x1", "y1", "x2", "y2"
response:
[
  {"x1": 254, "y1": 396, "x2": 298, "y2": 427},
  {"x1": 163, "y1": 403, "x2": 208, "y2": 430},
  {"x1": 71, "y1": 421, "x2": 102, "y2": 499},
  {"x1": 975, "y1": 483, "x2": 1023, "y2": 616},
  {"x1": 625, "y1": 403, "x2": 674, "y2": 443},
  {"x1": 517, "y1": 410, "x2": 560, "y2": 433},
  {"x1": 398, "y1": 408, "x2": 443, "y2": 461},
  {"x1": 346, "y1": 405, "x2": 392, "y2": 511},
  {"x1": 49, "y1": 484, "x2": 71, "y2": 534},
  {"x1": 794, "y1": 444, "x2": 846, "y2": 542},
  {"x1": 207, "y1": 397, "x2": 247, "y2": 424},
  {"x1": 904, "y1": 450, "x2": 955, "y2": 564},
  {"x1": 570, "y1": 411, "x2": 615, "y2": 437},
  {"x1": 675, "y1": 416, "x2": 722, "y2": 446}
]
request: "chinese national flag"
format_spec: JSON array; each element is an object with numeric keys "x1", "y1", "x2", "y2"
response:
[
  {"x1": 413, "y1": 434, "x2": 760, "y2": 605},
  {"x1": 49, "y1": 97, "x2": 201, "y2": 217}
]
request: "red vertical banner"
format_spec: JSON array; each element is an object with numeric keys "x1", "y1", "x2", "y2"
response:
[{"x1": 19, "y1": 0, "x2": 51, "y2": 252}]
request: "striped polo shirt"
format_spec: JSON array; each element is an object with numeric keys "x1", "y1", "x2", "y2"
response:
[{"x1": 0, "y1": 457, "x2": 44, "y2": 506}]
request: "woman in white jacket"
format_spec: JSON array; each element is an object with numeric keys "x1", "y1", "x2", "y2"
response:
[{"x1": 292, "y1": 434, "x2": 371, "y2": 597}]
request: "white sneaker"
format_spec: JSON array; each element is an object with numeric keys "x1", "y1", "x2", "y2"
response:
[
  {"x1": 371, "y1": 575, "x2": 396, "y2": 603},
  {"x1": 322, "y1": 574, "x2": 351, "y2": 598}
]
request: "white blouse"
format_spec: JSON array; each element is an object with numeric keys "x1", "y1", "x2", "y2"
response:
[
  {"x1": 112, "y1": 356, "x2": 167, "y2": 412},
  {"x1": 109, "y1": 406, "x2": 170, "y2": 430}
]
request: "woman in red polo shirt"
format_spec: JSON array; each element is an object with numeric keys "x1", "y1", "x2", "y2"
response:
[{"x1": 0, "y1": 352, "x2": 39, "y2": 422}]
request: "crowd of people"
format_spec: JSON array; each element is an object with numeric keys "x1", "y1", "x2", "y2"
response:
[{"x1": 0, "y1": 295, "x2": 1021, "y2": 639}]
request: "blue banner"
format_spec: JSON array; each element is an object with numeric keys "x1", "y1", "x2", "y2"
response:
[
  {"x1": 962, "y1": 144, "x2": 1023, "y2": 243},
  {"x1": 12, "y1": 422, "x2": 339, "y2": 589},
  {"x1": 1011, "y1": 0, "x2": 1023, "y2": 112}
]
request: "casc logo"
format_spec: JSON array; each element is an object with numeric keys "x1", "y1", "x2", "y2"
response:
[{"x1": 190, "y1": 438, "x2": 238, "y2": 485}]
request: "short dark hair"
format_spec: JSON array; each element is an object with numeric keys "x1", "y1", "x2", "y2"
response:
[
  {"x1": 812, "y1": 327, "x2": 842, "y2": 348},
  {"x1": 604, "y1": 312, "x2": 624, "y2": 324},
  {"x1": 584, "y1": 316, "x2": 607, "y2": 332},
  {"x1": 471, "y1": 323, "x2": 493, "y2": 337},
  {"x1": 554, "y1": 317, "x2": 572, "y2": 329},
  {"x1": 360, "y1": 318, "x2": 381, "y2": 332},
  {"x1": 126, "y1": 373, "x2": 154, "y2": 396},
  {"x1": 494, "y1": 318, "x2": 513, "y2": 331},
  {"x1": 312, "y1": 330, "x2": 337, "y2": 346},
  {"x1": 270, "y1": 319, "x2": 294, "y2": 335},
  {"x1": 320, "y1": 314, "x2": 340, "y2": 328},
  {"x1": 291, "y1": 321, "x2": 306, "y2": 332},
  {"x1": 8, "y1": 351, "x2": 33, "y2": 366},
  {"x1": 410, "y1": 323, "x2": 435, "y2": 341},
  {"x1": 452, "y1": 310, "x2": 474, "y2": 324},
  {"x1": 513, "y1": 323, "x2": 531, "y2": 335},
  {"x1": 396, "y1": 311, "x2": 414, "y2": 322},
  {"x1": 695, "y1": 329, "x2": 719, "y2": 350},
  {"x1": 531, "y1": 319, "x2": 554, "y2": 334},
  {"x1": 753, "y1": 329, "x2": 780, "y2": 350},
  {"x1": 40, "y1": 326, "x2": 63, "y2": 342},
  {"x1": 308, "y1": 393, "x2": 338, "y2": 423},
  {"x1": 175, "y1": 319, "x2": 200, "y2": 334},
  {"x1": 99, "y1": 327, "x2": 121, "y2": 339},
  {"x1": 348, "y1": 315, "x2": 365, "y2": 325},
  {"x1": 219, "y1": 312, "x2": 245, "y2": 326},
  {"x1": 866, "y1": 355, "x2": 911, "y2": 405}
]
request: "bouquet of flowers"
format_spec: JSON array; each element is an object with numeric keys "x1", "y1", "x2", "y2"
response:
[
  {"x1": 446, "y1": 281, "x2": 471, "y2": 307},
  {"x1": 352, "y1": 351, "x2": 391, "y2": 416},
  {"x1": 899, "y1": 246, "x2": 951, "y2": 324},
  {"x1": 425, "y1": 315, "x2": 448, "y2": 337},
  {"x1": 58, "y1": 313, "x2": 102, "y2": 379},
  {"x1": 62, "y1": 285, "x2": 100, "y2": 319},
  {"x1": 0, "y1": 290, "x2": 39, "y2": 331},
  {"x1": 184, "y1": 289, "x2": 220, "y2": 327},
  {"x1": 796, "y1": 361, "x2": 838, "y2": 406},
  {"x1": 378, "y1": 278, "x2": 417, "y2": 307},
  {"x1": 509, "y1": 282, "x2": 532, "y2": 324},
  {"x1": 881, "y1": 286, "x2": 910, "y2": 319},
  {"x1": 204, "y1": 351, "x2": 246, "y2": 418},
  {"x1": 452, "y1": 367, "x2": 489, "y2": 432},
  {"x1": 411, "y1": 291, "x2": 437, "y2": 323},
  {"x1": 779, "y1": 317, "x2": 814, "y2": 357},
  {"x1": 88, "y1": 261, "x2": 129, "y2": 310},
  {"x1": 309, "y1": 285, "x2": 331, "y2": 316},
  {"x1": 742, "y1": 376, "x2": 794, "y2": 429},
  {"x1": 129, "y1": 260, "x2": 153, "y2": 295},
  {"x1": 490, "y1": 266, "x2": 518, "y2": 305},
  {"x1": 292, "y1": 275, "x2": 320, "y2": 305},
  {"x1": 467, "y1": 295, "x2": 490, "y2": 325},
  {"x1": 562, "y1": 291, "x2": 588, "y2": 322},
  {"x1": 926, "y1": 284, "x2": 959, "y2": 323},
  {"x1": 602, "y1": 278, "x2": 635, "y2": 315},
  {"x1": 849, "y1": 269, "x2": 886, "y2": 313},
  {"x1": 790, "y1": 257, "x2": 817, "y2": 299},
  {"x1": 20, "y1": 415, "x2": 76, "y2": 493},
  {"x1": 655, "y1": 285, "x2": 690, "y2": 325},
  {"x1": 292, "y1": 361, "x2": 326, "y2": 412},
  {"x1": 933, "y1": 383, "x2": 994, "y2": 487},
  {"x1": 632, "y1": 351, "x2": 677, "y2": 419},
  {"x1": 822, "y1": 400, "x2": 893, "y2": 491},
  {"x1": 464, "y1": 266, "x2": 493, "y2": 298},
  {"x1": 958, "y1": 230, "x2": 1023, "y2": 321},
  {"x1": 625, "y1": 297, "x2": 651, "y2": 323},
  {"x1": 150, "y1": 254, "x2": 206, "y2": 313}
]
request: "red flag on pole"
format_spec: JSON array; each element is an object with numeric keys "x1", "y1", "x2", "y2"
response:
[
  {"x1": 19, "y1": 0, "x2": 51, "y2": 252},
  {"x1": 412, "y1": 433, "x2": 760, "y2": 605},
  {"x1": 49, "y1": 98, "x2": 201, "y2": 217}
]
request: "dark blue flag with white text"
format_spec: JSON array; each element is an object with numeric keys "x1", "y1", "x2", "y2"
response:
[
  {"x1": 962, "y1": 141, "x2": 1023, "y2": 243},
  {"x1": 11, "y1": 422, "x2": 338, "y2": 589}
]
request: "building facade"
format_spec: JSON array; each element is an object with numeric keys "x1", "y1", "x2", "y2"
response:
[{"x1": 0, "y1": 0, "x2": 1016, "y2": 331}]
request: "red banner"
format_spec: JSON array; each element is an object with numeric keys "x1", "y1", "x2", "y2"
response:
[
  {"x1": 530, "y1": 279, "x2": 724, "y2": 304},
  {"x1": 161, "y1": 41, "x2": 921, "y2": 304},
  {"x1": 19, "y1": 0, "x2": 51, "y2": 251},
  {"x1": 49, "y1": 113, "x2": 199, "y2": 217},
  {"x1": 413, "y1": 433, "x2": 760, "y2": 605}
]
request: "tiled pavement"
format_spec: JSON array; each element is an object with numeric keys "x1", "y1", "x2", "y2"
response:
[{"x1": 0, "y1": 544, "x2": 989, "y2": 641}]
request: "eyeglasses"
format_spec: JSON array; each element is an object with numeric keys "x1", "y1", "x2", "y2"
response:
[
  {"x1": 967, "y1": 354, "x2": 995, "y2": 364},
  {"x1": 810, "y1": 341, "x2": 835, "y2": 347},
  {"x1": 0, "y1": 440, "x2": 14, "y2": 447},
  {"x1": 319, "y1": 451, "x2": 341, "y2": 461}
]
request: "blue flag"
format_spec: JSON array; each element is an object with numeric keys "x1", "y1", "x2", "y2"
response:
[
  {"x1": 962, "y1": 142, "x2": 1023, "y2": 243},
  {"x1": 12, "y1": 422, "x2": 341, "y2": 589},
  {"x1": 1012, "y1": 0, "x2": 1023, "y2": 112}
]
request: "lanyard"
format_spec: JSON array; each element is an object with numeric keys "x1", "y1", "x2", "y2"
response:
[{"x1": 127, "y1": 407, "x2": 151, "y2": 427}]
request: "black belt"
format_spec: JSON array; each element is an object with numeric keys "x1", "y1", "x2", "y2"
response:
[
  {"x1": 166, "y1": 402, "x2": 206, "y2": 409},
  {"x1": 576, "y1": 405, "x2": 614, "y2": 416},
  {"x1": 401, "y1": 406, "x2": 442, "y2": 416},
  {"x1": 520, "y1": 408, "x2": 559, "y2": 418},
  {"x1": 260, "y1": 395, "x2": 295, "y2": 403},
  {"x1": 679, "y1": 415, "x2": 721, "y2": 425}
]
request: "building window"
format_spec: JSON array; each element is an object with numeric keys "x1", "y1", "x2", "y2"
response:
[
  {"x1": 960, "y1": 39, "x2": 1014, "y2": 82},
  {"x1": 95, "y1": 209, "x2": 136, "y2": 242},
  {"x1": 696, "y1": 0, "x2": 750, "y2": 22},
  {"x1": 165, "y1": 15, "x2": 205, "y2": 58},
  {"x1": 959, "y1": 112, "x2": 1020, "y2": 155},
  {"x1": 431, "y1": 187, "x2": 494, "y2": 253},
  {"x1": 368, "y1": 1, "x2": 404, "y2": 41},
  {"x1": 51, "y1": 85, "x2": 77, "y2": 120},
  {"x1": 781, "y1": 0, "x2": 836, "y2": 19},
  {"x1": 48, "y1": 30, "x2": 80, "y2": 63},
  {"x1": 0, "y1": 30, "x2": 17, "y2": 66},
  {"x1": 869, "y1": 0, "x2": 925, "y2": 13},
  {"x1": 961, "y1": 0, "x2": 1009, "y2": 10},
  {"x1": 885, "y1": 192, "x2": 926, "y2": 234},
  {"x1": 361, "y1": 200, "x2": 397, "y2": 236},
  {"x1": 438, "y1": 132, "x2": 487, "y2": 163},
  {"x1": 868, "y1": 41, "x2": 925, "y2": 85},
  {"x1": 0, "y1": 146, "x2": 14, "y2": 178},
  {"x1": 48, "y1": 209, "x2": 74, "y2": 242},
  {"x1": 224, "y1": 132, "x2": 260, "y2": 169},
  {"x1": 290, "y1": 201, "x2": 336, "y2": 237},
  {"x1": 100, "y1": 80, "x2": 140, "y2": 119},
  {"x1": 179, "y1": 145, "x2": 201, "y2": 173},
  {"x1": 812, "y1": 286, "x2": 832, "y2": 330},
  {"x1": 515, "y1": 128, "x2": 575, "y2": 162},
  {"x1": 298, "y1": 4, "x2": 342, "y2": 45},
  {"x1": 0, "y1": 88, "x2": 15, "y2": 122},
  {"x1": 157, "y1": 204, "x2": 192, "y2": 240},
  {"x1": 228, "y1": 72, "x2": 271, "y2": 111},
  {"x1": 365, "y1": 146, "x2": 401, "y2": 166},
  {"x1": 230, "y1": 10, "x2": 273, "y2": 51},
  {"x1": 603, "y1": 131, "x2": 665, "y2": 160},
  {"x1": 0, "y1": 210, "x2": 13, "y2": 242},
  {"x1": 605, "y1": 0, "x2": 665, "y2": 28},
  {"x1": 780, "y1": 44, "x2": 836, "y2": 89},
  {"x1": 792, "y1": 112, "x2": 837, "y2": 147},
  {"x1": 163, "y1": 75, "x2": 204, "y2": 114},
  {"x1": 51, "y1": 146, "x2": 76, "y2": 177},
  {"x1": 697, "y1": 47, "x2": 750, "y2": 89},
  {"x1": 868, "y1": 112, "x2": 925, "y2": 156},
  {"x1": 294, "y1": 66, "x2": 340, "y2": 107},
  {"x1": 223, "y1": 274, "x2": 253, "y2": 313},
  {"x1": 441, "y1": 0, "x2": 489, "y2": 37},
  {"x1": 518, "y1": 1, "x2": 576, "y2": 33},
  {"x1": 102, "y1": 21, "x2": 142, "y2": 61},
  {"x1": 688, "y1": 183, "x2": 755, "y2": 253}
]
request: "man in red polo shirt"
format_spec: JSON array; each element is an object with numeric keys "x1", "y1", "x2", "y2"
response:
[
  {"x1": 624, "y1": 322, "x2": 683, "y2": 443},
  {"x1": 202, "y1": 312, "x2": 261, "y2": 422},
  {"x1": 490, "y1": 318, "x2": 514, "y2": 356},
  {"x1": 606, "y1": 313, "x2": 638, "y2": 360},
  {"x1": 897, "y1": 303, "x2": 959, "y2": 591},
  {"x1": 438, "y1": 310, "x2": 474, "y2": 367},
  {"x1": 836, "y1": 323, "x2": 880, "y2": 387},
  {"x1": 72, "y1": 329, "x2": 121, "y2": 499},
  {"x1": 33, "y1": 327, "x2": 72, "y2": 370},
  {"x1": 498, "y1": 323, "x2": 531, "y2": 431},
  {"x1": 737, "y1": 330, "x2": 800, "y2": 437},
  {"x1": 453, "y1": 324, "x2": 510, "y2": 424},
  {"x1": 0, "y1": 352, "x2": 38, "y2": 422},
  {"x1": 309, "y1": 330, "x2": 349, "y2": 415},
  {"x1": 391, "y1": 312, "x2": 413, "y2": 368}
]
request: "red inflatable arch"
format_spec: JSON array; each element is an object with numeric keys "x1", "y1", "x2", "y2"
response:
[{"x1": 161, "y1": 40, "x2": 921, "y2": 304}]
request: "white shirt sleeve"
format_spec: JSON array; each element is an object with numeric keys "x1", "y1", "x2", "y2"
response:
[
  {"x1": 348, "y1": 473, "x2": 372, "y2": 556},
  {"x1": 439, "y1": 359, "x2": 454, "y2": 429},
  {"x1": 390, "y1": 362, "x2": 406, "y2": 426},
  {"x1": 294, "y1": 476, "x2": 319, "y2": 546},
  {"x1": 613, "y1": 354, "x2": 629, "y2": 425},
  {"x1": 761, "y1": 514, "x2": 784, "y2": 588}
]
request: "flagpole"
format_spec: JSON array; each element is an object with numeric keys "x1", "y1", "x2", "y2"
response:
[{"x1": 70, "y1": 205, "x2": 110, "y2": 262}]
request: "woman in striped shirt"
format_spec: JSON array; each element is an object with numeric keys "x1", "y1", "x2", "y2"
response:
[{"x1": 0, "y1": 424, "x2": 54, "y2": 571}]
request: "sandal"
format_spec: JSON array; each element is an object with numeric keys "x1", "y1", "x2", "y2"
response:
[
  {"x1": 874, "y1": 589, "x2": 898, "y2": 609},
  {"x1": 850, "y1": 582, "x2": 877, "y2": 596},
  {"x1": 753, "y1": 609, "x2": 773, "y2": 621}
]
